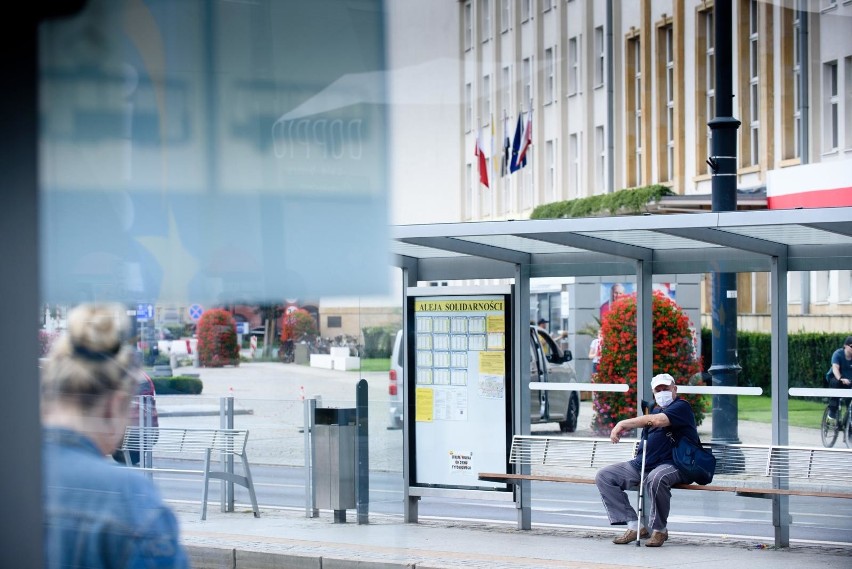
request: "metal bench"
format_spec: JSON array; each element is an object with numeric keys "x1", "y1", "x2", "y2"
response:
[
  {"x1": 479, "y1": 435, "x2": 852, "y2": 499},
  {"x1": 118, "y1": 426, "x2": 261, "y2": 520}
]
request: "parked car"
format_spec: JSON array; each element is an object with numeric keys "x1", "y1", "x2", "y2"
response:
[
  {"x1": 388, "y1": 330, "x2": 404, "y2": 429},
  {"x1": 387, "y1": 326, "x2": 580, "y2": 432},
  {"x1": 530, "y1": 325, "x2": 579, "y2": 432}
]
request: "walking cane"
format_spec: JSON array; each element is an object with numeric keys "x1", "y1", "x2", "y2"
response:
[{"x1": 635, "y1": 400, "x2": 650, "y2": 546}]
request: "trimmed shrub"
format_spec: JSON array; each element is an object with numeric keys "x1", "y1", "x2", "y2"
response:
[
  {"x1": 700, "y1": 328, "x2": 845, "y2": 395},
  {"x1": 531, "y1": 185, "x2": 673, "y2": 219},
  {"x1": 592, "y1": 291, "x2": 706, "y2": 435},
  {"x1": 362, "y1": 325, "x2": 397, "y2": 359},
  {"x1": 197, "y1": 309, "x2": 240, "y2": 367},
  {"x1": 152, "y1": 376, "x2": 203, "y2": 395},
  {"x1": 280, "y1": 309, "x2": 318, "y2": 341}
]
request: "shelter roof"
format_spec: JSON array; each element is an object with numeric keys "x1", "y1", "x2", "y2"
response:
[{"x1": 390, "y1": 207, "x2": 852, "y2": 280}]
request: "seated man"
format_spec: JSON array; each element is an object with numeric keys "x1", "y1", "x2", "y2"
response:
[
  {"x1": 826, "y1": 335, "x2": 852, "y2": 424},
  {"x1": 594, "y1": 373, "x2": 698, "y2": 548}
]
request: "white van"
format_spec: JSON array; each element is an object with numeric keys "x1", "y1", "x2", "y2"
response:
[{"x1": 387, "y1": 327, "x2": 580, "y2": 432}]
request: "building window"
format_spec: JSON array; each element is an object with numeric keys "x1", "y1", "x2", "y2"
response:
[
  {"x1": 568, "y1": 36, "x2": 579, "y2": 95},
  {"x1": 595, "y1": 126, "x2": 605, "y2": 191},
  {"x1": 545, "y1": 47, "x2": 555, "y2": 104},
  {"x1": 483, "y1": 74, "x2": 492, "y2": 123},
  {"x1": 658, "y1": 24, "x2": 674, "y2": 182},
  {"x1": 500, "y1": 0, "x2": 510, "y2": 33},
  {"x1": 481, "y1": 0, "x2": 491, "y2": 43},
  {"x1": 465, "y1": 164, "x2": 473, "y2": 219},
  {"x1": 824, "y1": 61, "x2": 838, "y2": 152},
  {"x1": 814, "y1": 271, "x2": 830, "y2": 303},
  {"x1": 327, "y1": 316, "x2": 342, "y2": 328},
  {"x1": 787, "y1": 272, "x2": 802, "y2": 304},
  {"x1": 465, "y1": 82, "x2": 472, "y2": 132},
  {"x1": 745, "y1": 0, "x2": 760, "y2": 167},
  {"x1": 545, "y1": 140, "x2": 555, "y2": 200},
  {"x1": 594, "y1": 26, "x2": 605, "y2": 87},
  {"x1": 523, "y1": 57, "x2": 533, "y2": 107},
  {"x1": 781, "y1": 7, "x2": 801, "y2": 161},
  {"x1": 846, "y1": 57, "x2": 852, "y2": 150},
  {"x1": 464, "y1": 2, "x2": 472, "y2": 51},
  {"x1": 626, "y1": 36, "x2": 642, "y2": 187},
  {"x1": 501, "y1": 65, "x2": 511, "y2": 121},
  {"x1": 542, "y1": 0, "x2": 553, "y2": 13},
  {"x1": 696, "y1": 7, "x2": 715, "y2": 175},
  {"x1": 522, "y1": 0, "x2": 531, "y2": 22},
  {"x1": 569, "y1": 132, "x2": 580, "y2": 196},
  {"x1": 838, "y1": 271, "x2": 852, "y2": 303}
]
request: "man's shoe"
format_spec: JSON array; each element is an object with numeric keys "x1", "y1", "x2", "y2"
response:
[
  {"x1": 827, "y1": 413, "x2": 837, "y2": 427},
  {"x1": 612, "y1": 527, "x2": 650, "y2": 544},
  {"x1": 644, "y1": 530, "x2": 669, "y2": 547}
]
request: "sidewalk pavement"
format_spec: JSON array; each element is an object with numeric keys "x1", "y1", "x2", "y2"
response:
[
  {"x1": 162, "y1": 364, "x2": 848, "y2": 567},
  {"x1": 177, "y1": 504, "x2": 852, "y2": 569}
]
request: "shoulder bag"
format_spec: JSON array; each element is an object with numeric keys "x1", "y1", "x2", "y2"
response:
[{"x1": 669, "y1": 432, "x2": 716, "y2": 485}]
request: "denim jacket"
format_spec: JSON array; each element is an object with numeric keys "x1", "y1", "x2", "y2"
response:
[{"x1": 43, "y1": 427, "x2": 189, "y2": 569}]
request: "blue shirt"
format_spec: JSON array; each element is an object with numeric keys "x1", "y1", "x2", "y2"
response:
[
  {"x1": 830, "y1": 348, "x2": 852, "y2": 380},
  {"x1": 43, "y1": 427, "x2": 189, "y2": 569},
  {"x1": 629, "y1": 398, "x2": 698, "y2": 472}
]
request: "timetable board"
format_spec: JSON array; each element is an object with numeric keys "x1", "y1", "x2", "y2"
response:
[{"x1": 408, "y1": 291, "x2": 511, "y2": 490}]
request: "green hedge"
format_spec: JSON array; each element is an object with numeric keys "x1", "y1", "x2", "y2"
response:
[
  {"x1": 362, "y1": 325, "x2": 397, "y2": 359},
  {"x1": 152, "y1": 376, "x2": 204, "y2": 395},
  {"x1": 700, "y1": 329, "x2": 844, "y2": 395},
  {"x1": 530, "y1": 185, "x2": 673, "y2": 219}
]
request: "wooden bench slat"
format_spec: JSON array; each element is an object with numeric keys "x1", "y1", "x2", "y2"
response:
[{"x1": 480, "y1": 435, "x2": 852, "y2": 500}]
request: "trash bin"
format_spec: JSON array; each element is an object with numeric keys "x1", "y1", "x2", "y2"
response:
[
  {"x1": 295, "y1": 343, "x2": 309, "y2": 365},
  {"x1": 313, "y1": 407, "x2": 356, "y2": 522}
]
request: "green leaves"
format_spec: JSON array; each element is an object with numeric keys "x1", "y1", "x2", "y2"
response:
[
  {"x1": 530, "y1": 185, "x2": 674, "y2": 219},
  {"x1": 592, "y1": 292, "x2": 705, "y2": 435}
]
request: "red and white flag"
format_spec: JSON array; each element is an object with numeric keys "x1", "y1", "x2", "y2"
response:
[{"x1": 475, "y1": 129, "x2": 489, "y2": 188}]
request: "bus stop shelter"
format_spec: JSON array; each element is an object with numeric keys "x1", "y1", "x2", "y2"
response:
[{"x1": 389, "y1": 206, "x2": 852, "y2": 545}]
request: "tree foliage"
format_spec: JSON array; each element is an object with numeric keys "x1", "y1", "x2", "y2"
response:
[
  {"x1": 197, "y1": 308, "x2": 240, "y2": 367},
  {"x1": 280, "y1": 309, "x2": 318, "y2": 341},
  {"x1": 592, "y1": 291, "x2": 706, "y2": 435}
]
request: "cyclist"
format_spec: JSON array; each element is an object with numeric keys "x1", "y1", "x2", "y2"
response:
[{"x1": 826, "y1": 335, "x2": 852, "y2": 424}]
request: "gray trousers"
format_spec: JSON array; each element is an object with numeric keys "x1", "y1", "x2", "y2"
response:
[{"x1": 594, "y1": 461, "x2": 686, "y2": 532}]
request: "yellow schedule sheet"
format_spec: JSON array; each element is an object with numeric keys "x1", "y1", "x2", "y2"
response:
[
  {"x1": 415, "y1": 387, "x2": 434, "y2": 422},
  {"x1": 478, "y1": 351, "x2": 505, "y2": 375}
]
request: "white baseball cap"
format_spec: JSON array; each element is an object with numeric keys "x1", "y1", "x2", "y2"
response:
[{"x1": 651, "y1": 373, "x2": 675, "y2": 389}]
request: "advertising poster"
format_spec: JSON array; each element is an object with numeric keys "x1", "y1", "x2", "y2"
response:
[
  {"x1": 411, "y1": 294, "x2": 510, "y2": 489},
  {"x1": 599, "y1": 282, "x2": 676, "y2": 320}
]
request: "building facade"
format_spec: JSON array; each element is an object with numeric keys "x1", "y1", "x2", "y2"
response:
[{"x1": 460, "y1": 0, "x2": 852, "y2": 332}]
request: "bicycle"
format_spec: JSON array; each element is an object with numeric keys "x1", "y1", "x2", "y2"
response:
[{"x1": 820, "y1": 395, "x2": 852, "y2": 448}]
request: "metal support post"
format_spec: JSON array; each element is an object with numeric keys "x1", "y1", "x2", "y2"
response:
[
  {"x1": 304, "y1": 397, "x2": 318, "y2": 517},
  {"x1": 514, "y1": 264, "x2": 532, "y2": 530},
  {"x1": 220, "y1": 395, "x2": 235, "y2": 512},
  {"x1": 356, "y1": 379, "x2": 370, "y2": 524},
  {"x1": 770, "y1": 255, "x2": 791, "y2": 547}
]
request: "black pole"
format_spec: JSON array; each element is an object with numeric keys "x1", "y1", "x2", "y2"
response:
[
  {"x1": 708, "y1": 0, "x2": 741, "y2": 444},
  {"x1": 355, "y1": 379, "x2": 369, "y2": 524}
]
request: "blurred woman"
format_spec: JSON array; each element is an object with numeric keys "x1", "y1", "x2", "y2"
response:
[{"x1": 41, "y1": 303, "x2": 188, "y2": 569}]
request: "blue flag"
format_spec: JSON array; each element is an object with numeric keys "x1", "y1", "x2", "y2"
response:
[{"x1": 510, "y1": 113, "x2": 523, "y2": 173}]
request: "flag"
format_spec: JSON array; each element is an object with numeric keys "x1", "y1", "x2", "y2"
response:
[
  {"x1": 475, "y1": 129, "x2": 489, "y2": 188},
  {"x1": 501, "y1": 114, "x2": 510, "y2": 177},
  {"x1": 517, "y1": 107, "x2": 533, "y2": 166},
  {"x1": 509, "y1": 113, "x2": 523, "y2": 173}
]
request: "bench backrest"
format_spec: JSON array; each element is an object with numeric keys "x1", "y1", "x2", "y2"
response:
[
  {"x1": 120, "y1": 427, "x2": 250, "y2": 456},
  {"x1": 509, "y1": 435, "x2": 852, "y2": 485},
  {"x1": 510, "y1": 436, "x2": 638, "y2": 469}
]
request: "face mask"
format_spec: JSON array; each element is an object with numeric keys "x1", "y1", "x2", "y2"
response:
[{"x1": 654, "y1": 390, "x2": 674, "y2": 408}]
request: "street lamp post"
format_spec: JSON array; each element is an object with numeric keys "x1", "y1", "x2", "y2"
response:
[{"x1": 708, "y1": 0, "x2": 741, "y2": 444}]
